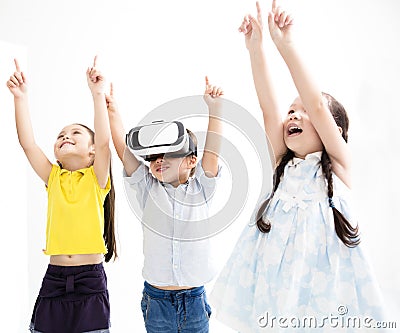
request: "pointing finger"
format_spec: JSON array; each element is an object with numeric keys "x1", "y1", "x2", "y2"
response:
[
  {"x1": 92, "y1": 55, "x2": 98, "y2": 68},
  {"x1": 256, "y1": 1, "x2": 263, "y2": 27},
  {"x1": 14, "y1": 58, "x2": 21, "y2": 72},
  {"x1": 272, "y1": 0, "x2": 277, "y2": 12}
]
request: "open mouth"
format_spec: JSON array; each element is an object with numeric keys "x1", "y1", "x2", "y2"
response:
[
  {"x1": 60, "y1": 141, "x2": 74, "y2": 149},
  {"x1": 287, "y1": 124, "x2": 303, "y2": 136}
]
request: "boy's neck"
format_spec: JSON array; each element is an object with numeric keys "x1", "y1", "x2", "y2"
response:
[
  {"x1": 161, "y1": 172, "x2": 190, "y2": 188},
  {"x1": 168, "y1": 176, "x2": 190, "y2": 188}
]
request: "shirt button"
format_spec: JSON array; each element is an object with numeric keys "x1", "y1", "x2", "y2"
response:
[{"x1": 174, "y1": 265, "x2": 178, "y2": 269}]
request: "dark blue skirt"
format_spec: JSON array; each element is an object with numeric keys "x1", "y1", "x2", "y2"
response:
[{"x1": 30, "y1": 263, "x2": 110, "y2": 333}]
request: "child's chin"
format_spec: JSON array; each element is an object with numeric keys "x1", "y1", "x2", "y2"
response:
[{"x1": 156, "y1": 175, "x2": 168, "y2": 183}]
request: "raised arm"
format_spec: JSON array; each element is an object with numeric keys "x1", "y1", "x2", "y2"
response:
[
  {"x1": 86, "y1": 56, "x2": 111, "y2": 188},
  {"x1": 105, "y1": 83, "x2": 125, "y2": 161},
  {"x1": 7, "y1": 59, "x2": 52, "y2": 184},
  {"x1": 268, "y1": 0, "x2": 351, "y2": 184},
  {"x1": 105, "y1": 83, "x2": 140, "y2": 176},
  {"x1": 239, "y1": 1, "x2": 287, "y2": 165},
  {"x1": 202, "y1": 76, "x2": 223, "y2": 177}
]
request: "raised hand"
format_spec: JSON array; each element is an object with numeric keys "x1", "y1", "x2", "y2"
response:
[
  {"x1": 7, "y1": 59, "x2": 27, "y2": 98},
  {"x1": 105, "y1": 82, "x2": 118, "y2": 114},
  {"x1": 86, "y1": 55, "x2": 106, "y2": 95},
  {"x1": 202, "y1": 75, "x2": 223, "y2": 177},
  {"x1": 203, "y1": 76, "x2": 224, "y2": 110},
  {"x1": 238, "y1": 1, "x2": 264, "y2": 50},
  {"x1": 267, "y1": 0, "x2": 294, "y2": 45}
]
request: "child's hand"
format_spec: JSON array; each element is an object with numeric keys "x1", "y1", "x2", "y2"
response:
[
  {"x1": 203, "y1": 76, "x2": 223, "y2": 110},
  {"x1": 268, "y1": 0, "x2": 294, "y2": 46},
  {"x1": 7, "y1": 59, "x2": 27, "y2": 98},
  {"x1": 105, "y1": 82, "x2": 118, "y2": 114},
  {"x1": 86, "y1": 55, "x2": 106, "y2": 95},
  {"x1": 238, "y1": 1, "x2": 264, "y2": 51}
]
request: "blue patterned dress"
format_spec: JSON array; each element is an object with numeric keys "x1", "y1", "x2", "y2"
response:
[{"x1": 210, "y1": 152, "x2": 384, "y2": 332}]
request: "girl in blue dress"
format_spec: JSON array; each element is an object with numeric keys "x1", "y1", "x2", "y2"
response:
[{"x1": 210, "y1": 1, "x2": 384, "y2": 332}]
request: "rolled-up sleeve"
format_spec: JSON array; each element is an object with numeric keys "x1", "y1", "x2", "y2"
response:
[{"x1": 195, "y1": 160, "x2": 222, "y2": 205}]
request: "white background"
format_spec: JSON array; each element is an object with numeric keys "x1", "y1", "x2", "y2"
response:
[{"x1": 0, "y1": 0, "x2": 399, "y2": 331}]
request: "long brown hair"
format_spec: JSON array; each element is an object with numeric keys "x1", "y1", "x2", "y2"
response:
[
  {"x1": 77, "y1": 124, "x2": 118, "y2": 262},
  {"x1": 256, "y1": 93, "x2": 360, "y2": 247}
]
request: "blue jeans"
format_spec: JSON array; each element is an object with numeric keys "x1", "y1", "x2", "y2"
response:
[{"x1": 141, "y1": 281, "x2": 212, "y2": 333}]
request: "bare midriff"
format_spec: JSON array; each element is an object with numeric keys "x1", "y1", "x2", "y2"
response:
[
  {"x1": 49, "y1": 253, "x2": 103, "y2": 266},
  {"x1": 151, "y1": 284, "x2": 194, "y2": 291}
]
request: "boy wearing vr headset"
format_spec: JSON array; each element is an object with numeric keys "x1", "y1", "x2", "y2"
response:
[{"x1": 107, "y1": 77, "x2": 223, "y2": 333}]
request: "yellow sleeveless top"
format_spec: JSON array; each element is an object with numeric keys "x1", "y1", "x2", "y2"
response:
[{"x1": 44, "y1": 165, "x2": 110, "y2": 255}]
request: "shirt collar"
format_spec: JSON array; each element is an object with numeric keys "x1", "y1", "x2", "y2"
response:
[
  {"x1": 161, "y1": 179, "x2": 190, "y2": 188},
  {"x1": 289, "y1": 151, "x2": 323, "y2": 167},
  {"x1": 59, "y1": 165, "x2": 89, "y2": 175}
]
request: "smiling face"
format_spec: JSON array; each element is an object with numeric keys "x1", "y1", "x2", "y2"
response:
[
  {"x1": 283, "y1": 97, "x2": 324, "y2": 158},
  {"x1": 149, "y1": 154, "x2": 197, "y2": 187},
  {"x1": 54, "y1": 124, "x2": 95, "y2": 168}
]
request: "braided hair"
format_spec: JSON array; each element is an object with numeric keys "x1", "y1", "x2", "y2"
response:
[{"x1": 256, "y1": 93, "x2": 360, "y2": 247}]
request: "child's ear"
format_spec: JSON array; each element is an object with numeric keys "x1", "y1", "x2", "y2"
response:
[
  {"x1": 89, "y1": 144, "x2": 95, "y2": 157},
  {"x1": 338, "y1": 126, "x2": 343, "y2": 135},
  {"x1": 187, "y1": 155, "x2": 198, "y2": 168}
]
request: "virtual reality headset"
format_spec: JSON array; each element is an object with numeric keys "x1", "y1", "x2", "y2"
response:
[{"x1": 126, "y1": 120, "x2": 197, "y2": 161}]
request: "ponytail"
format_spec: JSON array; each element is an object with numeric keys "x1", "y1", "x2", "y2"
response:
[
  {"x1": 256, "y1": 150, "x2": 294, "y2": 233},
  {"x1": 320, "y1": 150, "x2": 360, "y2": 247},
  {"x1": 103, "y1": 163, "x2": 117, "y2": 262}
]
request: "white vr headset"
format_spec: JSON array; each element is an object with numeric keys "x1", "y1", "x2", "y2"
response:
[{"x1": 126, "y1": 120, "x2": 197, "y2": 161}]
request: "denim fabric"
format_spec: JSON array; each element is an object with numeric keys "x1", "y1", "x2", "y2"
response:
[{"x1": 141, "y1": 281, "x2": 211, "y2": 333}]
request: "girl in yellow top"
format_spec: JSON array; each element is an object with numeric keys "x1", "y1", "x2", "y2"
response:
[{"x1": 7, "y1": 57, "x2": 117, "y2": 333}]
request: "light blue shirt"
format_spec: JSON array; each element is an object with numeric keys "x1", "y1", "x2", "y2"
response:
[{"x1": 123, "y1": 160, "x2": 222, "y2": 287}]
